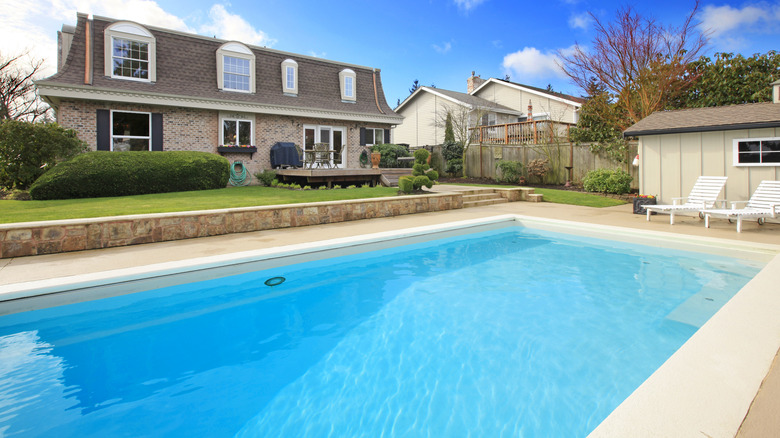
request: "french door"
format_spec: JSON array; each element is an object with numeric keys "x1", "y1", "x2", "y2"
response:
[{"x1": 303, "y1": 125, "x2": 346, "y2": 168}]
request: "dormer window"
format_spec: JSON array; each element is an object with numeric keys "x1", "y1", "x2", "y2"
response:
[
  {"x1": 339, "y1": 69, "x2": 356, "y2": 102},
  {"x1": 104, "y1": 22, "x2": 156, "y2": 82},
  {"x1": 216, "y1": 42, "x2": 255, "y2": 93},
  {"x1": 281, "y1": 59, "x2": 298, "y2": 95}
]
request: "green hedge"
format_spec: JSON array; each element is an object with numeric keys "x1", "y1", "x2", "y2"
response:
[
  {"x1": 30, "y1": 151, "x2": 229, "y2": 200},
  {"x1": 370, "y1": 143, "x2": 412, "y2": 168},
  {"x1": 582, "y1": 168, "x2": 633, "y2": 195}
]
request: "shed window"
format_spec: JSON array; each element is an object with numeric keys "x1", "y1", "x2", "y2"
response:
[{"x1": 734, "y1": 137, "x2": 780, "y2": 166}]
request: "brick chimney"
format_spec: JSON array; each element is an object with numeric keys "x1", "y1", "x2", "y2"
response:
[
  {"x1": 773, "y1": 79, "x2": 780, "y2": 103},
  {"x1": 467, "y1": 71, "x2": 485, "y2": 94}
]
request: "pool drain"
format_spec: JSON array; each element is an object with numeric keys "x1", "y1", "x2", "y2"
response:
[{"x1": 264, "y1": 277, "x2": 286, "y2": 287}]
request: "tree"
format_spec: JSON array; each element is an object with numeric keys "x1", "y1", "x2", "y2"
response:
[
  {"x1": 0, "y1": 52, "x2": 51, "y2": 122},
  {"x1": 570, "y1": 80, "x2": 630, "y2": 163},
  {"x1": 669, "y1": 51, "x2": 780, "y2": 108},
  {"x1": 0, "y1": 120, "x2": 87, "y2": 189},
  {"x1": 444, "y1": 113, "x2": 455, "y2": 144},
  {"x1": 409, "y1": 79, "x2": 420, "y2": 94},
  {"x1": 558, "y1": 2, "x2": 707, "y2": 130},
  {"x1": 435, "y1": 103, "x2": 490, "y2": 177}
]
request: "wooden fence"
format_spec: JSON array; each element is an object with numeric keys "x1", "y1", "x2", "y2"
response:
[
  {"x1": 469, "y1": 121, "x2": 575, "y2": 145},
  {"x1": 452, "y1": 142, "x2": 639, "y2": 188}
]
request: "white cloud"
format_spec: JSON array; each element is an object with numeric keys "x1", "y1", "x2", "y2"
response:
[
  {"x1": 0, "y1": 0, "x2": 275, "y2": 79},
  {"x1": 432, "y1": 41, "x2": 452, "y2": 54},
  {"x1": 568, "y1": 12, "x2": 592, "y2": 30},
  {"x1": 308, "y1": 51, "x2": 327, "y2": 58},
  {"x1": 452, "y1": 0, "x2": 488, "y2": 12},
  {"x1": 700, "y1": 4, "x2": 766, "y2": 37},
  {"x1": 199, "y1": 4, "x2": 275, "y2": 47},
  {"x1": 502, "y1": 46, "x2": 569, "y2": 80}
]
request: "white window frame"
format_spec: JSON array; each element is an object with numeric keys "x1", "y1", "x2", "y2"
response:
[
  {"x1": 281, "y1": 59, "x2": 298, "y2": 95},
  {"x1": 216, "y1": 42, "x2": 255, "y2": 93},
  {"x1": 339, "y1": 69, "x2": 356, "y2": 102},
  {"x1": 364, "y1": 128, "x2": 385, "y2": 146},
  {"x1": 104, "y1": 22, "x2": 156, "y2": 82},
  {"x1": 303, "y1": 124, "x2": 347, "y2": 168},
  {"x1": 220, "y1": 112, "x2": 254, "y2": 146},
  {"x1": 733, "y1": 137, "x2": 780, "y2": 167},
  {"x1": 110, "y1": 110, "x2": 152, "y2": 151}
]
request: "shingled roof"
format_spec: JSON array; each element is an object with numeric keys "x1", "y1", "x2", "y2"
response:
[
  {"x1": 37, "y1": 14, "x2": 401, "y2": 124},
  {"x1": 623, "y1": 102, "x2": 780, "y2": 137}
]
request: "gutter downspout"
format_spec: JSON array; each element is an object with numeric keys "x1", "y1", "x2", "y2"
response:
[{"x1": 84, "y1": 18, "x2": 93, "y2": 85}]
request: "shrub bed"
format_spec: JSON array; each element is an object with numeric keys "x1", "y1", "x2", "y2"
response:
[
  {"x1": 30, "y1": 151, "x2": 229, "y2": 200},
  {"x1": 582, "y1": 168, "x2": 633, "y2": 195}
]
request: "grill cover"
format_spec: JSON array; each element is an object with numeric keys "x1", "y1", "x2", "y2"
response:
[{"x1": 270, "y1": 142, "x2": 302, "y2": 168}]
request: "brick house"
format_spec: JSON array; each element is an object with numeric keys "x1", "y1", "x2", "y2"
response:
[{"x1": 36, "y1": 13, "x2": 402, "y2": 176}]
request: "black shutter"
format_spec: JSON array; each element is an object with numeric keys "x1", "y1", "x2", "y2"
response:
[
  {"x1": 359, "y1": 127, "x2": 366, "y2": 146},
  {"x1": 96, "y1": 109, "x2": 110, "y2": 150},
  {"x1": 384, "y1": 129, "x2": 390, "y2": 144},
  {"x1": 151, "y1": 113, "x2": 163, "y2": 151}
]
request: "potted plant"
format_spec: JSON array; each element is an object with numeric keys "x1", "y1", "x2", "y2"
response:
[{"x1": 633, "y1": 194, "x2": 657, "y2": 214}]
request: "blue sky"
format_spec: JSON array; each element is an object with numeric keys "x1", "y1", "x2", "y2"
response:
[{"x1": 2, "y1": 0, "x2": 779, "y2": 107}]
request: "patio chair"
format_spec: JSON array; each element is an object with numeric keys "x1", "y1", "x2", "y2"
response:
[
  {"x1": 314, "y1": 142, "x2": 331, "y2": 168},
  {"x1": 643, "y1": 176, "x2": 728, "y2": 224},
  {"x1": 703, "y1": 180, "x2": 780, "y2": 232}
]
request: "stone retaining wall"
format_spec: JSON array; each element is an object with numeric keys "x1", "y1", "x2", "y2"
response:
[{"x1": 0, "y1": 193, "x2": 462, "y2": 259}]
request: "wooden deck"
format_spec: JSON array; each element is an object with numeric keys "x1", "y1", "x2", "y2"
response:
[{"x1": 276, "y1": 168, "x2": 383, "y2": 188}]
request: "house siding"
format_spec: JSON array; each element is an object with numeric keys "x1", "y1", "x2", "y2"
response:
[
  {"x1": 473, "y1": 82, "x2": 578, "y2": 124},
  {"x1": 639, "y1": 127, "x2": 780, "y2": 204}
]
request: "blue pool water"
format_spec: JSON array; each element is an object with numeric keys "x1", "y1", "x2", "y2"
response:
[{"x1": 0, "y1": 225, "x2": 762, "y2": 437}]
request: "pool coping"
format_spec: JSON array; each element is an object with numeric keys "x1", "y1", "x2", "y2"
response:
[{"x1": 1, "y1": 214, "x2": 778, "y2": 437}]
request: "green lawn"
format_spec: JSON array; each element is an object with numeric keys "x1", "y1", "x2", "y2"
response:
[
  {"x1": 0, "y1": 186, "x2": 399, "y2": 224},
  {"x1": 440, "y1": 183, "x2": 627, "y2": 208}
]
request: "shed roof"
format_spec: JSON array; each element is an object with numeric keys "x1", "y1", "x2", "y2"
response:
[{"x1": 623, "y1": 102, "x2": 780, "y2": 137}]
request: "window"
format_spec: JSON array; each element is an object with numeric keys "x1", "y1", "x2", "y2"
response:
[
  {"x1": 221, "y1": 113, "x2": 253, "y2": 146},
  {"x1": 339, "y1": 69, "x2": 356, "y2": 102},
  {"x1": 734, "y1": 137, "x2": 780, "y2": 166},
  {"x1": 281, "y1": 59, "x2": 298, "y2": 95},
  {"x1": 104, "y1": 22, "x2": 156, "y2": 82},
  {"x1": 111, "y1": 111, "x2": 151, "y2": 151},
  {"x1": 224, "y1": 56, "x2": 250, "y2": 91},
  {"x1": 361, "y1": 128, "x2": 386, "y2": 146},
  {"x1": 217, "y1": 42, "x2": 255, "y2": 93}
]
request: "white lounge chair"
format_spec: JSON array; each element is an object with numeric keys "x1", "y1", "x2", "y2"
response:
[
  {"x1": 703, "y1": 180, "x2": 780, "y2": 232},
  {"x1": 644, "y1": 176, "x2": 728, "y2": 224}
]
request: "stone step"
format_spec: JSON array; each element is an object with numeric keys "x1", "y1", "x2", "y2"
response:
[
  {"x1": 463, "y1": 198, "x2": 509, "y2": 208},
  {"x1": 462, "y1": 193, "x2": 503, "y2": 202}
]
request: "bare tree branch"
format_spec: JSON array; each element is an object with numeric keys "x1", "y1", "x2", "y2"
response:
[
  {"x1": 557, "y1": 1, "x2": 707, "y2": 128},
  {"x1": 0, "y1": 52, "x2": 52, "y2": 122}
]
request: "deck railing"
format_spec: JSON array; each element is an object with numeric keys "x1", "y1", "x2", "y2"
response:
[{"x1": 469, "y1": 120, "x2": 574, "y2": 145}]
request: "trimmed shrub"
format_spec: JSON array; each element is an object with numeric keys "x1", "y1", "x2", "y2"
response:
[
  {"x1": 495, "y1": 160, "x2": 524, "y2": 184},
  {"x1": 254, "y1": 169, "x2": 277, "y2": 186},
  {"x1": 370, "y1": 143, "x2": 411, "y2": 168},
  {"x1": 29, "y1": 151, "x2": 229, "y2": 200},
  {"x1": 0, "y1": 120, "x2": 88, "y2": 190},
  {"x1": 442, "y1": 141, "x2": 464, "y2": 177},
  {"x1": 398, "y1": 175, "x2": 414, "y2": 193},
  {"x1": 526, "y1": 158, "x2": 549, "y2": 183},
  {"x1": 582, "y1": 168, "x2": 633, "y2": 194},
  {"x1": 398, "y1": 149, "x2": 438, "y2": 193}
]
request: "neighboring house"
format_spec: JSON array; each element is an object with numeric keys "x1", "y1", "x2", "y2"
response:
[
  {"x1": 624, "y1": 80, "x2": 780, "y2": 204},
  {"x1": 36, "y1": 13, "x2": 402, "y2": 176},
  {"x1": 392, "y1": 86, "x2": 522, "y2": 147},
  {"x1": 393, "y1": 72, "x2": 583, "y2": 148}
]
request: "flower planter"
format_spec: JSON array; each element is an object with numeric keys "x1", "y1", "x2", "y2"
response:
[
  {"x1": 217, "y1": 146, "x2": 257, "y2": 159},
  {"x1": 633, "y1": 197, "x2": 656, "y2": 214},
  {"x1": 370, "y1": 152, "x2": 381, "y2": 169}
]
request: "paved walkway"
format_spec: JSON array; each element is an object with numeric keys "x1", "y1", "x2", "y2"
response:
[{"x1": 0, "y1": 187, "x2": 778, "y2": 435}]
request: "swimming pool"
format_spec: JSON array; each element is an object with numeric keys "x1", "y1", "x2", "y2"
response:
[{"x1": 0, "y1": 219, "x2": 769, "y2": 437}]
